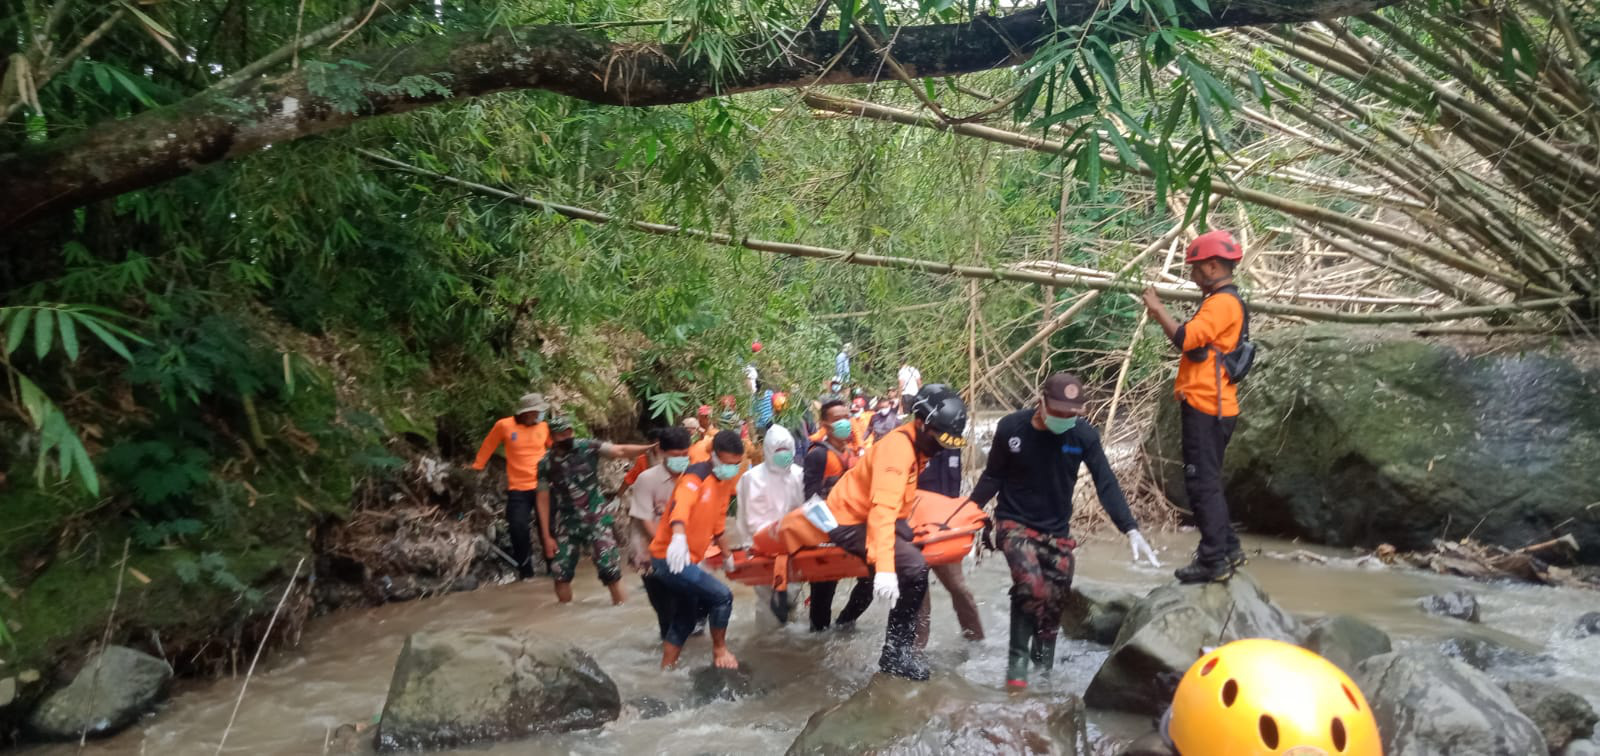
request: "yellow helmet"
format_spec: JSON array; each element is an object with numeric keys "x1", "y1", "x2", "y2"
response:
[{"x1": 1167, "y1": 638, "x2": 1383, "y2": 756}]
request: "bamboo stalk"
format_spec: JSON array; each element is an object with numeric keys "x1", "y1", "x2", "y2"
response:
[{"x1": 359, "y1": 149, "x2": 1581, "y2": 324}]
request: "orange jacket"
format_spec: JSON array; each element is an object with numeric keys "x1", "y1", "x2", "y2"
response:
[
  {"x1": 1173, "y1": 291, "x2": 1244, "y2": 417},
  {"x1": 824, "y1": 423, "x2": 926, "y2": 574},
  {"x1": 688, "y1": 435, "x2": 714, "y2": 464},
  {"x1": 649, "y1": 462, "x2": 741, "y2": 563},
  {"x1": 472, "y1": 417, "x2": 551, "y2": 491},
  {"x1": 851, "y1": 414, "x2": 873, "y2": 448},
  {"x1": 622, "y1": 453, "x2": 651, "y2": 487}
]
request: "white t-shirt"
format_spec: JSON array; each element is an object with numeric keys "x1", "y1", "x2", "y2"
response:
[
  {"x1": 628, "y1": 464, "x2": 680, "y2": 566},
  {"x1": 898, "y1": 365, "x2": 922, "y2": 396}
]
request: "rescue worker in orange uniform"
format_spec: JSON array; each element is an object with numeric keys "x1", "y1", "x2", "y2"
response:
[
  {"x1": 471, "y1": 392, "x2": 552, "y2": 579},
  {"x1": 775, "y1": 384, "x2": 969, "y2": 680},
  {"x1": 803, "y1": 399, "x2": 874, "y2": 631},
  {"x1": 1141, "y1": 229, "x2": 1251, "y2": 584},
  {"x1": 649, "y1": 429, "x2": 747, "y2": 670}
]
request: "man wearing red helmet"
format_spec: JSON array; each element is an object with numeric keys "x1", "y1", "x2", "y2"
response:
[{"x1": 1141, "y1": 229, "x2": 1250, "y2": 584}]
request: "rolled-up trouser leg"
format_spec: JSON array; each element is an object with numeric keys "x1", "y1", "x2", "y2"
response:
[{"x1": 650, "y1": 558, "x2": 734, "y2": 647}]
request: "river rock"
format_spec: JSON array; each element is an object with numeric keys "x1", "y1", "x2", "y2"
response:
[
  {"x1": 1302, "y1": 614, "x2": 1393, "y2": 675},
  {"x1": 1501, "y1": 681, "x2": 1600, "y2": 754},
  {"x1": 1439, "y1": 635, "x2": 1552, "y2": 674},
  {"x1": 374, "y1": 630, "x2": 620, "y2": 752},
  {"x1": 1578, "y1": 611, "x2": 1600, "y2": 637},
  {"x1": 1354, "y1": 650, "x2": 1546, "y2": 756},
  {"x1": 787, "y1": 674, "x2": 1090, "y2": 755},
  {"x1": 1083, "y1": 571, "x2": 1302, "y2": 715},
  {"x1": 689, "y1": 665, "x2": 762, "y2": 706},
  {"x1": 1060, "y1": 579, "x2": 1138, "y2": 645},
  {"x1": 25, "y1": 646, "x2": 172, "y2": 740},
  {"x1": 1418, "y1": 590, "x2": 1480, "y2": 622},
  {"x1": 1146, "y1": 326, "x2": 1600, "y2": 562}
]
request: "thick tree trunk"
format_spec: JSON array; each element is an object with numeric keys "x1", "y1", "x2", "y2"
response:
[{"x1": 0, "y1": 0, "x2": 1397, "y2": 231}]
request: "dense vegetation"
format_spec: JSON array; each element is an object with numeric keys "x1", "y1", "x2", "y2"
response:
[{"x1": 2, "y1": 0, "x2": 1596, "y2": 692}]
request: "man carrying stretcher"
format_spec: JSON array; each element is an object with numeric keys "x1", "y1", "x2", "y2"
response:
[{"x1": 764, "y1": 384, "x2": 970, "y2": 680}]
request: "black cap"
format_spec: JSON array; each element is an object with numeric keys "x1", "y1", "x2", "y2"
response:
[{"x1": 1042, "y1": 372, "x2": 1087, "y2": 417}]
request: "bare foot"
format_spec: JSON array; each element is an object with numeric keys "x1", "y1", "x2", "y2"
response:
[
  {"x1": 712, "y1": 646, "x2": 739, "y2": 670},
  {"x1": 660, "y1": 643, "x2": 683, "y2": 669},
  {"x1": 554, "y1": 581, "x2": 573, "y2": 603},
  {"x1": 608, "y1": 582, "x2": 626, "y2": 605}
]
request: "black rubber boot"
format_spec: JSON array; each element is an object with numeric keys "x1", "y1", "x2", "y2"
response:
[
  {"x1": 1006, "y1": 606, "x2": 1035, "y2": 688},
  {"x1": 1030, "y1": 634, "x2": 1057, "y2": 678},
  {"x1": 878, "y1": 628, "x2": 931, "y2": 681},
  {"x1": 1174, "y1": 558, "x2": 1234, "y2": 584}
]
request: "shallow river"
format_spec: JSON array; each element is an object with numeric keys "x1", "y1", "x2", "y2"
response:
[{"x1": 33, "y1": 531, "x2": 1600, "y2": 755}]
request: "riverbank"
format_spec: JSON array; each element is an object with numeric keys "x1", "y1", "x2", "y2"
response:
[{"x1": 28, "y1": 531, "x2": 1600, "y2": 755}]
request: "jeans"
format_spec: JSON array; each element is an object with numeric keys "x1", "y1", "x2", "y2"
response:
[
  {"x1": 1180, "y1": 402, "x2": 1240, "y2": 563},
  {"x1": 505, "y1": 490, "x2": 538, "y2": 579},
  {"x1": 649, "y1": 558, "x2": 733, "y2": 648}
]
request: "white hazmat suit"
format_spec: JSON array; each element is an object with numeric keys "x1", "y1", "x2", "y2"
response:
[{"x1": 734, "y1": 425, "x2": 804, "y2": 628}]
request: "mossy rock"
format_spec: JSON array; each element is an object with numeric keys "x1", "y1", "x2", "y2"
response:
[{"x1": 1146, "y1": 326, "x2": 1600, "y2": 562}]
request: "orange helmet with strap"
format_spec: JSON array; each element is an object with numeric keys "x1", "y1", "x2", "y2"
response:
[
  {"x1": 1167, "y1": 638, "x2": 1382, "y2": 756},
  {"x1": 1185, "y1": 229, "x2": 1244, "y2": 264}
]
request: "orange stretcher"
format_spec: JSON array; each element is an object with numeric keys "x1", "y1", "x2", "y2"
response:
[{"x1": 704, "y1": 491, "x2": 987, "y2": 591}]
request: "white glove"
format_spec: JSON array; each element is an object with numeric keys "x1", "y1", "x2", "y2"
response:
[
  {"x1": 873, "y1": 571, "x2": 900, "y2": 603},
  {"x1": 666, "y1": 533, "x2": 690, "y2": 574},
  {"x1": 1127, "y1": 529, "x2": 1161, "y2": 568}
]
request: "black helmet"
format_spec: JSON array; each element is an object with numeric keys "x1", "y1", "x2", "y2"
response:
[{"x1": 910, "y1": 384, "x2": 967, "y2": 448}]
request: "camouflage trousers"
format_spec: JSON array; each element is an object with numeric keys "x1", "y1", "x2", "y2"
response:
[
  {"x1": 552, "y1": 510, "x2": 622, "y2": 585},
  {"x1": 997, "y1": 518, "x2": 1077, "y2": 643}
]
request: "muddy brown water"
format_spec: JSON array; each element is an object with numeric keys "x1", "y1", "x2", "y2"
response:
[{"x1": 27, "y1": 531, "x2": 1600, "y2": 755}]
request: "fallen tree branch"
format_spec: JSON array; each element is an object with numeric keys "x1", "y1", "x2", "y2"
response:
[{"x1": 358, "y1": 149, "x2": 1581, "y2": 324}]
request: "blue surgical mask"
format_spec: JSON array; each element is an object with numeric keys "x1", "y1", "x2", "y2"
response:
[
  {"x1": 1044, "y1": 415, "x2": 1078, "y2": 434},
  {"x1": 665, "y1": 456, "x2": 689, "y2": 474},
  {"x1": 831, "y1": 419, "x2": 853, "y2": 439},
  {"x1": 771, "y1": 451, "x2": 795, "y2": 468},
  {"x1": 713, "y1": 462, "x2": 740, "y2": 480}
]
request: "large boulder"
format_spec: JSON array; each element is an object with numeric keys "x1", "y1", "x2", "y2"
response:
[
  {"x1": 1060, "y1": 579, "x2": 1139, "y2": 645},
  {"x1": 1501, "y1": 681, "x2": 1600, "y2": 754},
  {"x1": 1578, "y1": 612, "x2": 1600, "y2": 637},
  {"x1": 374, "y1": 630, "x2": 620, "y2": 752},
  {"x1": 1302, "y1": 614, "x2": 1393, "y2": 676},
  {"x1": 1353, "y1": 650, "x2": 1547, "y2": 756},
  {"x1": 1418, "y1": 590, "x2": 1481, "y2": 622},
  {"x1": 1083, "y1": 571, "x2": 1302, "y2": 715},
  {"x1": 787, "y1": 674, "x2": 1090, "y2": 755},
  {"x1": 1146, "y1": 326, "x2": 1600, "y2": 562},
  {"x1": 26, "y1": 646, "x2": 172, "y2": 740}
]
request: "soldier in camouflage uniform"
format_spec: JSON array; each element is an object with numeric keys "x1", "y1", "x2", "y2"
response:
[{"x1": 536, "y1": 414, "x2": 658, "y2": 605}]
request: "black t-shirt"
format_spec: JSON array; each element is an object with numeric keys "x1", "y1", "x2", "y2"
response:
[{"x1": 969, "y1": 408, "x2": 1136, "y2": 537}]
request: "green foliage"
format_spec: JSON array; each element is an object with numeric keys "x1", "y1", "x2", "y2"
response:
[
  {"x1": 102, "y1": 441, "x2": 213, "y2": 509},
  {"x1": 647, "y1": 390, "x2": 692, "y2": 423},
  {"x1": 132, "y1": 518, "x2": 205, "y2": 549},
  {"x1": 173, "y1": 552, "x2": 265, "y2": 604}
]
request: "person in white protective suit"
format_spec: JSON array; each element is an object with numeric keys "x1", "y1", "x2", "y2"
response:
[{"x1": 733, "y1": 424, "x2": 805, "y2": 627}]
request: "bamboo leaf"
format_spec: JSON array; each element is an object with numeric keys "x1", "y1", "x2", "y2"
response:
[
  {"x1": 33, "y1": 309, "x2": 55, "y2": 360},
  {"x1": 1030, "y1": 98, "x2": 1098, "y2": 130},
  {"x1": 58, "y1": 310, "x2": 80, "y2": 362},
  {"x1": 76, "y1": 315, "x2": 134, "y2": 361},
  {"x1": 5, "y1": 307, "x2": 32, "y2": 356}
]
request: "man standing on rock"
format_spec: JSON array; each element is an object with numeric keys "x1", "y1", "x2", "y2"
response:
[
  {"x1": 650, "y1": 429, "x2": 748, "y2": 669},
  {"x1": 472, "y1": 392, "x2": 552, "y2": 580},
  {"x1": 1141, "y1": 229, "x2": 1250, "y2": 584},
  {"x1": 966, "y1": 372, "x2": 1159, "y2": 689},
  {"x1": 536, "y1": 414, "x2": 657, "y2": 605}
]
